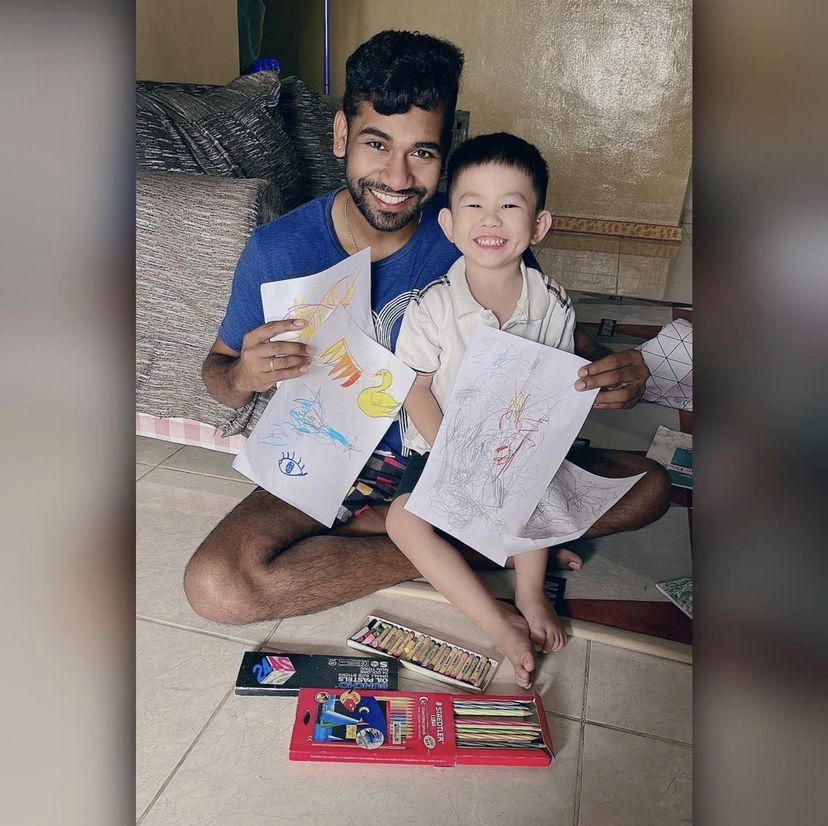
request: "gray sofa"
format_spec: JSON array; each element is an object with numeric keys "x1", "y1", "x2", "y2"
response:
[{"x1": 136, "y1": 73, "x2": 345, "y2": 437}]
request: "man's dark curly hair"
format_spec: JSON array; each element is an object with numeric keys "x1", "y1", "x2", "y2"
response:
[
  {"x1": 446, "y1": 132, "x2": 550, "y2": 210},
  {"x1": 343, "y1": 30, "x2": 464, "y2": 151}
]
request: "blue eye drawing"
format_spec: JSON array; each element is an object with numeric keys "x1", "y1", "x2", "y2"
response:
[{"x1": 278, "y1": 451, "x2": 308, "y2": 477}]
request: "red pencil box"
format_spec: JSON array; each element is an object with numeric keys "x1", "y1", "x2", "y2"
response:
[{"x1": 288, "y1": 688, "x2": 555, "y2": 767}]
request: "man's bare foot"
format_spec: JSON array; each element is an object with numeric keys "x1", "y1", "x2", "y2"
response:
[
  {"x1": 515, "y1": 592, "x2": 568, "y2": 654},
  {"x1": 554, "y1": 547, "x2": 582, "y2": 571},
  {"x1": 330, "y1": 505, "x2": 389, "y2": 537},
  {"x1": 490, "y1": 603, "x2": 536, "y2": 689}
]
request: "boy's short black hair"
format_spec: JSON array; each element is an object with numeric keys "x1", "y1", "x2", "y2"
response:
[
  {"x1": 343, "y1": 30, "x2": 464, "y2": 151},
  {"x1": 446, "y1": 132, "x2": 549, "y2": 210}
]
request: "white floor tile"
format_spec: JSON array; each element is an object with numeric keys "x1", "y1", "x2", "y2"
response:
[
  {"x1": 578, "y1": 724, "x2": 692, "y2": 825},
  {"x1": 558, "y1": 506, "x2": 692, "y2": 601},
  {"x1": 136, "y1": 466, "x2": 276, "y2": 644},
  {"x1": 160, "y1": 445, "x2": 248, "y2": 482},
  {"x1": 136, "y1": 621, "x2": 246, "y2": 818},
  {"x1": 137, "y1": 436, "x2": 182, "y2": 466},
  {"x1": 586, "y1": 642, "x2": 692, "y2": 743}
]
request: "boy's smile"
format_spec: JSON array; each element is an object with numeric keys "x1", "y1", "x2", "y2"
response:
[{"x1": 438, "y1": 163, "x2": 551, "y2": 271}]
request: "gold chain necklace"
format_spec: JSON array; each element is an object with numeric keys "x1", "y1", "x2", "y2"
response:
[{"x1": 343, "y1": 195, "x2": 361, "y2": 253}]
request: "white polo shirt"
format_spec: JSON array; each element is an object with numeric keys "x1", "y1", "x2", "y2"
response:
[{"x1": 396, "y1": 255, "x2": 576, "y2": 455}]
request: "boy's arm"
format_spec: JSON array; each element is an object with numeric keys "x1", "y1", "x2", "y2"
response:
[{"x1": 403, "y1": 373, "x2": 443, "y2": 448}]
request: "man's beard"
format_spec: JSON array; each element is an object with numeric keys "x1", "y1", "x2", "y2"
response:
[{"x1": 345, "y1": 174, "x2": 430, "y2": 233}]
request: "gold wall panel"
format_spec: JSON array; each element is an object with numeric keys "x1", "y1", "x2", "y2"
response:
[{"x1": 314, "y1": 0, "x2": 691, "y2": 227}]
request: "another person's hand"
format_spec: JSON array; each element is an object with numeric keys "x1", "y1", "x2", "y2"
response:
[
  {"x1": 231, "y1": 319, "x2": 311, "y2": 393},
  {"x1": 574, "y1": 348, "x2": 650, "y2": 409}
]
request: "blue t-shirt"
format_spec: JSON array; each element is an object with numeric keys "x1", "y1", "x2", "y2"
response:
[{"x1": 218, "y1": 188, "x2": 539, "y2": 460}]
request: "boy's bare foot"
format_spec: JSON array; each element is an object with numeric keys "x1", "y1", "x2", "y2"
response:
[
  {"x1": 330, "y1": 505, "x2": 388, "y2": 537},
  {"x1": 490, "y1": 603, "x2": 536, "y2": 689},
  {"x1": 553, "y1": 547, "x2": 582, "y2": 571},
  {"x1": 515, "y1": 593, "x2": 568, "y2": 654}
]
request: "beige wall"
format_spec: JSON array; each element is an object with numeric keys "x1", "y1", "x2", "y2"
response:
[
  {"x1": 309, "y1": 0, "x2": 691, "y2": 226},
  {"x1": 136, "y1": 0, "x2": 239, "y2": 85}
]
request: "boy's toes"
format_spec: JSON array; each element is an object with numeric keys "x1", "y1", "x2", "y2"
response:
[
  {"x1": 529, "y1": 627, "x2": 546, "y2": 653},
  {"x1": 550, "y1": 630, "x2": 568, "y2": 652}
]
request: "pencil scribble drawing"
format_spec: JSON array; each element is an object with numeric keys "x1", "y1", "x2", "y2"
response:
[{"x1": 426, "y1": 345, "x2": 576, "y2": 531}]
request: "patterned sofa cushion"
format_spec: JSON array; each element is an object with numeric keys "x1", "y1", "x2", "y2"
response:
[
  {"x1": 135, "y1": 71, "x2": 302, "y2": 211},
  {"x1": 136, "y1": 170, "x2": 282, "y2": 435},
  {"x1": 278, "y1": 75, "x2": 345, "y2": 202}
]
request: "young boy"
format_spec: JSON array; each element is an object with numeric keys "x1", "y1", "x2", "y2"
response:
[{"x1": 386, "y1": 133, "x2": 580, "y2": 689}]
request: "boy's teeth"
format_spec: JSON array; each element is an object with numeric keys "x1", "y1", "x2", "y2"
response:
[
  {"x1": 372, "y1": 190, "x2": 409, "y2": 204},
  {"x1": 476, "y1": 238, "x2": 506, "y2": 247}
]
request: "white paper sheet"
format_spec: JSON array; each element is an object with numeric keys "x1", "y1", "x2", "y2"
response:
[
  {"x1": 260, "y1": 247, "x2": 374, "y2": 343},
  {"x1": 405, "y1": 326, "x2": 600, "y2": 563},
  {"x1": 499, "y1": 460, "x2": 645, "y2": 561},
  {"x1": 233, "y1": 306, "x2": 415, "y2": 526}
]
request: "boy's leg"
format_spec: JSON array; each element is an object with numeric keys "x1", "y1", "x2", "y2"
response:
[
  {"x1": 511, "y1": 548, "x2": 567, "y2": 654},
  {"x1": 386, "y1": 495, "x2": 537, "y2": 689}
]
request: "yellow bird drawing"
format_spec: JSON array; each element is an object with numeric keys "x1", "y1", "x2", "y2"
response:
[{"x1": 357, "y1": 370, "x2": 401, "y2": 418}]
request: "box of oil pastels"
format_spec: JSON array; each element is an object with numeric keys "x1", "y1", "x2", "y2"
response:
[
  {"x1": 346, "y1": 614, "x2": 500, "y2": 692},
  {"x1": 289, "y1": 688, "x2": 555, "y2": 766},
  {"x1": 235, "y1": 651, "x2": 398, "y2": 696}
]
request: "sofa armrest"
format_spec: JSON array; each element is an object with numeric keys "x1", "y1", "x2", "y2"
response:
[{"x1": 136, "y1": 170, "x2": 280, "y2": 434}]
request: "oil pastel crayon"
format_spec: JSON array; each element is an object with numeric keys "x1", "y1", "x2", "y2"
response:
[
  {"x1": 410, "y1": 636, "x2": 429, "y2": 663},
  {"x1": 474, "y1": 660, "x2": 493, "y2": 687},
  {"x1": 468, "y1": 658, "x2": 486, "y2": 685},
  {"x1": 457, "y1": 656, "x2": 479, "y2": 683},
  {"x1": 448, "y1": 651, "x2": 466, "y2": 678},
  {"x1": 446, "y1": 651, "x2": 462, "y2": 678},
  {"x1": 372, "y1": 625, "x2": 393, "y2": 649},
  {"x1": 423, "y1": 643, "x2": 443, "y2": 669},
  {"x1": 392, "y1": 631, "x2": 414, "y2": 658},
  {"x1": 452, "y1": 652, "x2": 469, "y2": 679},
  {"x1": 380, "y1": 627, "x2": 402, "y2": 653},
  {"x1": 400, "y1": 637, "x2": 418, "y2": 660},
  {"x1": 433, "y1": 646, "x2": 452, "y2": 673}
]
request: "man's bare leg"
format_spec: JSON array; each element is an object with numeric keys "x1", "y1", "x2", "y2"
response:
[
  {"x1": 183, "y1": 495, "x2": 495, "y2": 625},
  {"x1": 566, "y1": 447, "x2": 671, "y2": 539},
  {"x1": 183, "y1": 491, "x2": 419, "y2": 625}
]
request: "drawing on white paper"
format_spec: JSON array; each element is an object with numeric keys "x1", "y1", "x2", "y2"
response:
[
  {"x1": 234, "y1": 305, "x2": 416, "y2": 528},
  {"x1": 316, "y1": 338, "x2": 364, "y2": 387},
  {"x1": 404, "y1": 326, "x2": 604, "y2": 564},
  {"x1": 357, "y1": 369, "x2": 403, "y2": 418},
  {"x1": 258, "y1": 386, "x2": 357, "y2": 455},
  {"x1": 277, "y1": 451, "x2": 308, "y2": 477},
  {"x1": 427, "y1": 345, "x2": 577, "y2": 529},
  {"x1": 288, "y1": 274, "x2": 360, "y2": 343},
  {"x1": 260, "y1": 248, "x2": 375, "y2": 344},
  {"x1": 521, "y1": 461, "x2": 619, "y2": 538}
]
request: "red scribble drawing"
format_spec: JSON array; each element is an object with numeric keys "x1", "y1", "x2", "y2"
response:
[
  {"x1": 315, "y1": 337, "x2": 363, "y2": 387},
  {"x1": 493, "y1": 392, "x2": 549, "y2": 479}
]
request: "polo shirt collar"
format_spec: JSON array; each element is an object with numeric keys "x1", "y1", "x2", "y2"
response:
[{"x1": 449, "y1": 257, "x2": 547, "y2": 322}]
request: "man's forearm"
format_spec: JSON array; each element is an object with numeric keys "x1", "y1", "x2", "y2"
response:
[
  {"x1": 574, "y1": 324, "x2": 611, "y2": 362},
  {"x1": 202, "y1": 352, "x2": 255, "y2": 409}
]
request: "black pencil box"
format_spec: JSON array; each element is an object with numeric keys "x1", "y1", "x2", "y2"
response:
[{"x1": 235, "y1": 651, "x2": 399, "y2": 696}]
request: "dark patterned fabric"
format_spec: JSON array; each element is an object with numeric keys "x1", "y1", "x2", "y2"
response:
[
  {"x1": 136, "y1": 170, "x2": 281, "y2": 435},
  {"x1": 278, "y1": 76, "x2": 345, "y2": 202},
  {"x1": 135, "y1": 71, "x2": 302, "y2": 210}
]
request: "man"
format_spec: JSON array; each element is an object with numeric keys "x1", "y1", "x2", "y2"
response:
[{"x1": 184, "y1": 30, "x2": 669, "y2": 625}]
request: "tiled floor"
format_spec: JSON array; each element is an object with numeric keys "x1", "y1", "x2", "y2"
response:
[{"x1": 136, "y1": 435, "x2": 692, "y2": 825}]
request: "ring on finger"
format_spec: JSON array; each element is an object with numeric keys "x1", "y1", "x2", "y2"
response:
[{"x1": 269, "y1": 356, "x2": 276, "y2": 372}]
